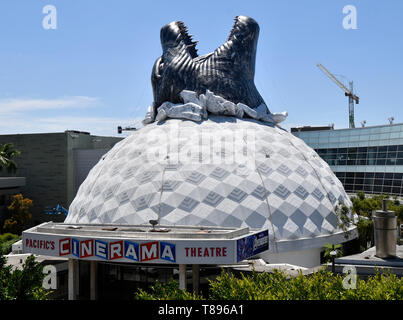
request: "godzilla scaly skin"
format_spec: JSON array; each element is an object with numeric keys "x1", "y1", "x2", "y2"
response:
[{"x1": 151, "y1": 16, "x2": 269, "y2": 116}]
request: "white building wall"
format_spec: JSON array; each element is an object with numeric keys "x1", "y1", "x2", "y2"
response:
[{"x1": 259, "y1": 247, "x2": 323, "y2": 268}]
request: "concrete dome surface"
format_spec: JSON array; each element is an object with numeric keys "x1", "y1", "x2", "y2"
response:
[{"x1": 66, "y1": 116, "x2": 354, "y2": 252}]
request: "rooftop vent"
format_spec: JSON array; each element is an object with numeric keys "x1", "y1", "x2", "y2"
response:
[{"x1": 372, "y1": 199, "x2": 397, "y2": 259}]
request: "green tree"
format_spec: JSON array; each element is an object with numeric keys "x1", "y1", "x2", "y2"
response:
[
  {"x1": 3, "y1": 194, "x2": 33, "y2": 235},
  {"x1": 0, "y1": 253, "x2": 49, "y2": 300},
  {"x1": 135, "y1": 279, "x2": 202, "y2": 300},
  {"x1": 350, "y1": 193, "x2": 403, "y2": 251},
  {"x1": 334, "y1": 202, "x2": 354, "y2": 239},
  {"x1": 0, "y1": 233, "x2": 20, "y2": 255},
  {"x1": 356, "y1": 217, "x2": 374, "y2": 251},
  {"x1": 0, "y1": 253, "x2": 12, "y2": 300},
  {"x1": 135, "y1": 269, "x2": 403, "y2": 300},
  {"x1": 0, "y1": 143, "x2": 20, "y2": 175},
  {"x1": 389, "y1": 199, "x2": 403, "y2": 225}
]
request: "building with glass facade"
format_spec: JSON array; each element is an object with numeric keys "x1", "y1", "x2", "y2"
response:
[{"x1": 291, "y1": 123, "x2": 403, "y2": 197}]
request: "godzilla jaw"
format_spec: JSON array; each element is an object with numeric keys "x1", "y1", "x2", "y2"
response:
[
  {"x1": 159, "y1": 16, "x2": 259, "y2": 60},
  {"x1": 160, "y1": 21, "x2": 198, "y2": 58},
  {"x1": 226, "y1": 16, "x2": 259, "y2": 42}
]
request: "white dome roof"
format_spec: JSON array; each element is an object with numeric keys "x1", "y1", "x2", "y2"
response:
[{"x1": 66, "y1": 116, "x2": 354, "y2": 251}]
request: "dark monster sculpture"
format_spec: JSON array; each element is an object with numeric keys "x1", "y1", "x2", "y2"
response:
[{"x1": 150, "y1": 16, "x2": 269, "y2": 116}]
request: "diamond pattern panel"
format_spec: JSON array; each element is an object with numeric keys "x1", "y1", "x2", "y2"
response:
[{"x1": 203, "y1": 191, "x2": 225, "y2": 207}]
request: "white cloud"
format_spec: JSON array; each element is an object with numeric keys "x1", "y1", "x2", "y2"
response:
[
  {"x1": 0, "y1": 95, "x2": 145, "y2": 137},
  {"x1": 0, "y1": 96, "x2": 100, "y2": 114},
  {"x1": 0, "y1": 115, "x2": 143, "y2": 137}
]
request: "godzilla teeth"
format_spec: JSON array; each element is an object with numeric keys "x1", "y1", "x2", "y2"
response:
[
  {"x1": 175, "y1": 21, "x2": 199, "y2": 57},
  {"x1": 175, "y1": 16, "x2": 247, "y2": 57},
  {"x1": 227, "y1": 17, "x2": 243, "y2": 41}
]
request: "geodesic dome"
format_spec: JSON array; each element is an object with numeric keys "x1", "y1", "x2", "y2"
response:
[{"x1": 66, "y1": 116, "x2": 355, "y2": 252}]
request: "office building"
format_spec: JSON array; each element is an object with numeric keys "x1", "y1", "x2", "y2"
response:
[
  {"x1": 0, "y1": 131, "x2": 123, "y2": 225},
  {"x1": 291, "y1": 123, "x2": 403, "y2": 197}
]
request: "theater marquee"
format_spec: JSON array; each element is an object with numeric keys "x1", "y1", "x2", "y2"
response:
[{"x1": 22, "y1": 223, "x2": 269, "y2": 265}]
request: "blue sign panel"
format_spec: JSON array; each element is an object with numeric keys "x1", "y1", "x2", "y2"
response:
[
  {"x1": 160, "y1": 241, "x2": 176, "y2": 262},
  {"x1": 236, "y1": 230, "x2": 269, "y2": 262},
  {"x1": 124, "y1": 240, "x2": 140, "y2": 261}
]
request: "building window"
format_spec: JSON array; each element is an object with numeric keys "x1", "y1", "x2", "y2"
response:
[
  {"x1": 315, "y1": 144, "x2": 403, "y2": 167},
  {"x1": 333, "y1": 171, "x2": 402, "y2": 196}
]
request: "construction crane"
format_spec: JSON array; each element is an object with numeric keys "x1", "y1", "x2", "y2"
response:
[{"x1": 317, "y1": 64, "x2": 359, "y2": 128}]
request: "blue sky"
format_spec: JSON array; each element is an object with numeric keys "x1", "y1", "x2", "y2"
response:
[{"x1": 0, "y1": 0, "x2": 402, "y2": 137}]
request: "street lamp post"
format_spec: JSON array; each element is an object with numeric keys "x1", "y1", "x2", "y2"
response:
[{"x1": 330, "y1": 245, "x2": 338, "y2": 274}]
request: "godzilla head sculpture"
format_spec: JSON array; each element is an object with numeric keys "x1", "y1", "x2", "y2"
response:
[
  {"x1": 143, "y1": 16, "x2": 287, "y2": 125},
  {"x1": 151, "y1": 16, "x2": 267, "y2": 113}
]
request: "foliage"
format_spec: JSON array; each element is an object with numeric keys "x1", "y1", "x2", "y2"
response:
[
  {"x1": 208, "y1": 269, "x2": 341, "y2": 300},
  {"x1": 0, "y1": 253, "x2": 49, "y2": 300},
  {"x1": 351, "y1": 192, "x2": 386, "y2": 218},
  {"x1": 0, "y1": 233, "x2": 20, "y2": 255},
  {"x1": 3, "y1": 194, "x2": 33, "y2": 235},
  {"x1": 0, "y1": 143, "x2": 20, "y2": 175},
  {"x1": 0, "y1": 254, "x2": 11, "y2": 300},
  {"x1": 334, "y1": 202, "x2": 354, "y2": 239},
  {"x1": 390, "y1": 201, "x2": 403, "y2": 224},
  {"x1": 135, "y1": 278, "x2": 203, "y2": 300},
  {"x1": 322, "y1": 243, "x2": 343, "y2": 263},
  {"x1": 134, "y1": 268, "x2": 403, "y2": 300},
  {"x1": 350, "y1": 192, "x2": 403, "y2": 251},
  {"x1": 351, "y1": 191, "x2": 403, "y2": 222},
  {"x1": 356, "y1": 217, "x2": 374, "y2": 252}
]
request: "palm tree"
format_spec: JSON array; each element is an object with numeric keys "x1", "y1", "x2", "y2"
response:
[{"x1": 0, "y1": 143, "x2": 20, "y2": 175}]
